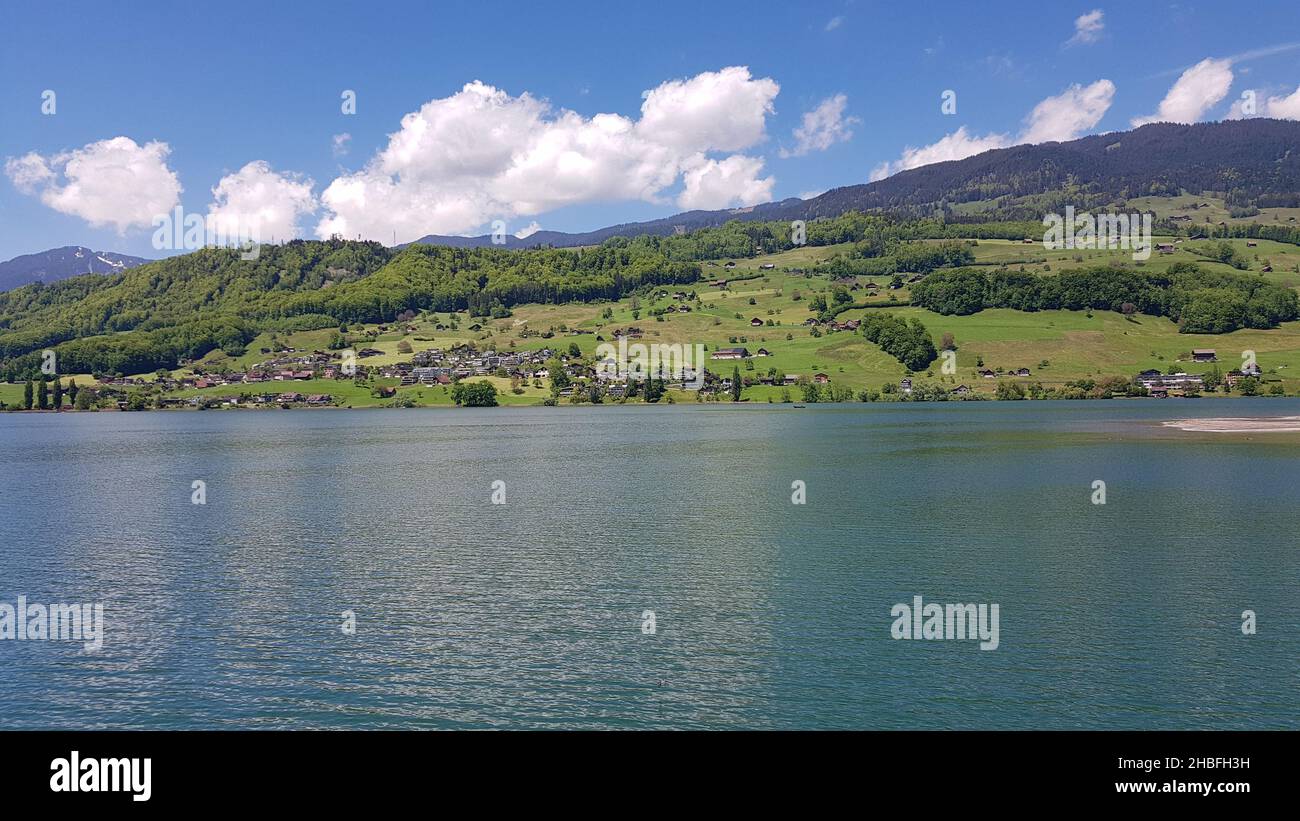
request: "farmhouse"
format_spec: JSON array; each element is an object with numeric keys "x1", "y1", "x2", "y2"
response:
[
  {"x1": 710, "y1": 347, "x2": 750, "y2": 360},
  {"x1": 1191, "y1": 349, "x2": 1217, "y2": 362},
  {"x1": 979, "y1": 369, "x2": 996, "y2": 379},
  {"x1": 813, "y1": 373, "x2": 830, "y2": 384},
  {"x1": 750, "y1": 317, "x2": 764, "y2": 326}
]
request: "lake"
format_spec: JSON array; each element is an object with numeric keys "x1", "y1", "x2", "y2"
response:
[{"x1": 0, "y1": 400, "x2": 1296, "y2": 729}]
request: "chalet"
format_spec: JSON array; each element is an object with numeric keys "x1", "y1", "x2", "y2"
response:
[
  {"x1": 377, "y1": 386, "x2": 397, "y2": 398},
  {"x1": 277, "y1": 392, "x2": 304, "y2": 403},
  {"x1": 711, "y1": 347, "x2": 750, "y2": 360},
  {"x1": 760, "y1": 263, "x2": 775, "y2": 270},
  {"x1": 1148, "y1": 386, "x2": 1170, "y2": 398},
  {"x1": 813, "y1": 373, "x2": 830, "y2": 384},
  {"x1": 606, "y1": 383, "x2": 627, "y2": 398},
  {"x1": 783, "y1": 374, "x2": 800, "y2": 385},
  {"x1": 306, "y1": 394, "x2": 332, "y2": 405},
  {"x1": 755, "y1": 348, "x2": 770, "y2": 357},
  {"x1": 750, "y1": 317, "x2": 764, "y2": 326},
  {"x1": 1191, "y1": 349, "x2": 1217, "y2": 362},
  {"x1": 1242, "y1": 362, "x2": 1262, "y2": 376},
  {"x1": 951, "y1": 384, "x2": 971, "y2": 397},
  {"x1": 724, "y1": 262, "x2": 736, "y2": 269},
  {"x1": 900, "y1": 377, "x2": 913, "y2": 394},
  {"x1": 979, "y1": 369, "x2": 997, "y2": 379},
  {"x1": 1157, "y1": 243, "x2": 1175, "y2": 254},
  {"x1": 1014, "y1": 367, "x2": 1031, "y2": 377}
]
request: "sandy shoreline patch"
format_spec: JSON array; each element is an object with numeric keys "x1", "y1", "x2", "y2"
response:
[{"x1": 1162, "y1": 416, "x2": 1300, "y2": 433}]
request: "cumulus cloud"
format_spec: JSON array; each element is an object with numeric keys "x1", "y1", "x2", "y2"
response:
[
  {"x1": 207, "y1": 161, "x2": 317, "y2": 242},
  {"x1": 1067, "y1": 9, "x2": 1104, "y2": 46},
  {"x1": 870, "y1": 127, "x2": 1011, "y2": 181},
  {"x1": 316, "y1": 67, "x2": 781, "y2": 242},
  {"x1": 514, "y1": 221, "x2": 542, "y2": 239},
  {"x1": 1229, "y1": 85, "x2": 1300, "y2": 120},
  {"x1": 780, "y1": 94, "x2": 859, "y2": 157},
  {"x1": 1131, "y1": 58, "x2": 1233, "y2": 126},
  {"x1": 332, "y1": 133, "x2": 352, "y2": 157},
  {"x1": 825, "y1": 16, "x2": 843, "y2": 32},
  {"x1": 1020, "y1": 79, "x2": 1116, "y2": 143},
  {"x1": 678, "y1": 155, "x2": 774, "y2": 210},
  {"x1": 4, "y1": 136, "x2": 181, "y2": 234},
  {"x1": 870, "y1": 79, "x2": 1115, "y2": 180}
]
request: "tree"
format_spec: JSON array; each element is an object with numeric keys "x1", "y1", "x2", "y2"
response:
[
  {"x1": 23, "y1": 379, "x2": 33, "y2": 410},
  {"x1": 37, "y1": 376, "x2": 49, "y2": 410},
  {"x1": 451, "y1": 380, "x2": 499, "y2": 407},
  {"x1": 731, "y1": 366, "x2": 742, "y2": 402},
  {"x1": 568, "y1": 342, "x2": 581, "y2": 358},
  {"x1": 67, "y1": 379, "x2": 79, "y2": 407},
  {"x1": 52, "y1": 378, "x2": 63, "y2": 409}
]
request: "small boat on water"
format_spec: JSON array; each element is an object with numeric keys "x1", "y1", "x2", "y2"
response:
[{"x1": 793, "y1": 404, "x2": 806, "y2": 408}]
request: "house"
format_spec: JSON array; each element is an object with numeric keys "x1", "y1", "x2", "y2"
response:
[
  {"x1": 979, "y1": 369, "x2": 997, "y2": 379},
  {"x1": 1242, "y1": 362, "x2": 1262, "y2": 376},
  {"x1": 276, "y1": 392, "x2": 304, "y2": 403},
  {"x1": 760, "y1": 263, "x2": 776, "y2": 270},
  {"x1": 711, "y1": 347, "x2": 750, "y2": 360},
  {"x1": 1014, "y1": 367, "x2": 1031, "y2": 377},
  {"x1": 750, "y1": 317, "x2": 764, "y2": 327},
  {"x1": 755, "y1": 348, "x2": 770, "y2": 357},
  {"x1": 1157, "y1": 243, "x2": 1175, "y2": 254},
  {"x1": 900, "y1": 377, "x2": 913, "y2": 394},
  {"x1": 813, "y1": 373, "x2": 830, "y2": 384},
  {"x1": 1191, "y1": 349, "x2": 1217, "y2": 363},
  {"x1": 951, "y1": 384, "x2": 971, "y2": 397},
  {"x1": 1135, "y1": 372, "x2": 1204, "y2": 391},
  {"x1": 306, "y1": 394, "x2": 332, "y2": 405},
  {"x1": 1148, "y1": 386, "x2": 1169, "y2": 398}
]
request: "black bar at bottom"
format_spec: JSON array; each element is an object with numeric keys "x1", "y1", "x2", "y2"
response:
[{"x1": 0, "y1": 730, "x2": 1282, "y2": 807}]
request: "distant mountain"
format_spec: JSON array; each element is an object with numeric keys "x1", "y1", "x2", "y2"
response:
[
  {"x1": 407, "y1": 119, "x2": 1300, "y2": 248},
  {"x1": 0, "y1": 246, "x2": 151, "y2": 292}
]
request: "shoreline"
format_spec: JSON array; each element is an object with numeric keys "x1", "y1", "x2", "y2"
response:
[{"x1": 1162, "y1": 416, "x2": 1300, "y2": 432}]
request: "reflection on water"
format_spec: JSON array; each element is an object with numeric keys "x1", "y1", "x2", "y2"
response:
[{"x1": 1, "y1": 400, "x2": 1297, "y2": 728}]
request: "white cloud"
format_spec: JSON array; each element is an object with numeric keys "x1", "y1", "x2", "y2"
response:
[
  {"x1": 678, "y1": 154, "x2": 774, "y2": 210},
  {"x1": 1265, "y1": 85, "x2": 1300, "y2": 119},
  {"x1": 798, "y1": 189, "x2": 826, "y2": 200},
  {"x1": 1067, "y1": 9, "x2": 1104, "y2": 46},
  {"x1": 1019, "y1": 79, "x2": 1116, "y2": 143},
  {"x1": 207, "y1": 161, "x2": 317, "y2": 242},
  {"x1": 780, "y1": 94, "x2": 859, "y2": 157},
  {"x1": 825, "y1": 16, "x2": 843, "y2": 32},
  {"x1": 332, "y1": 133, "x2": 352, "y2": 157},
  {"x1": 316, "y1": 67, "x2": 781, "y2": 242},
  {"x1": 4, "y1": 136, "x2": 181, "y2": 234},
  {"x1": 871, "y1": 79, "x2": 1116, "y2": 180},
  {"x1": 870, "y1": 127, "x2": 1011, "y2": 181},
  {"x1": 1231, "y1": 85, "x2": 1300, "y2": 120},
  {"x1": 4, "y1": 153, "x2": 53, "y2": 194},
  {"x1": 635, "y1": 66, "x2": 779, "y2": 153},
  {"x1": 1132, "y1": 58, "x2": 1233, "y2": 126},
  {"x1": 514, "y1": 221, "x2": 542, "y2": 239}
]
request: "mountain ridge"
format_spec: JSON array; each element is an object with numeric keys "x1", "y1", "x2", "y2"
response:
[
  {"x1": 407, "y1": 119, "x2": 1300, "y2": 248},
  {"x1": 0, "y1": 246, "x2": 152, "y2": 293}
]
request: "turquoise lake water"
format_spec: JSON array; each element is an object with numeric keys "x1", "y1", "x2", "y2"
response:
[{"x1": 0, "y1": 400, "x2": 1296, "y2": 728}]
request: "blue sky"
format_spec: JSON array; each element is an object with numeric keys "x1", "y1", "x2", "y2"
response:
[{"x1": 1, "y1": 0, "x2": 1298, "y2": 261}]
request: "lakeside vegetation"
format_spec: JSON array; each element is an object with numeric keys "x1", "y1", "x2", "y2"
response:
[{"x1": 6, "y1": 194, "x2": 1300, "y2": 411}]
